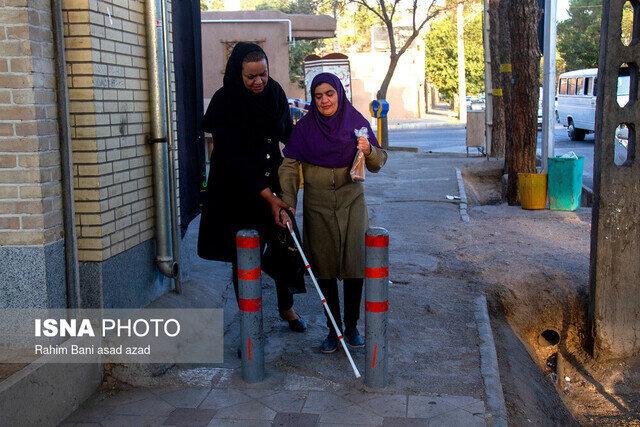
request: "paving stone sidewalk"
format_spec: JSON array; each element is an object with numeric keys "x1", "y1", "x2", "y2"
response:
[{"x1": 63, "y1": 152, "x2": 497, "y2": 427}]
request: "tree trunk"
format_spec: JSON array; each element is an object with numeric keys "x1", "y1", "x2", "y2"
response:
[
  {"x1": 377, "y1": 53, "x2": 401, "y2": 99},
  {"x1": 498, "y1": 0, "x2": 513, "y2": 180},
  {"x1": 488, "y1": 0, "x2": 505, "y2": 158},
  {"x1": 505, "y1": 0, "x2": 540, "y2": 205}
]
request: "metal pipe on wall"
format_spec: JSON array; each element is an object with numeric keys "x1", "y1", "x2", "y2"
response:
[
  {"x1": 51, "y1": 0, "x2": 82, "y2": 309},
  {"x1": 144, "y1": 0, "x2": 178, "y2": 280},
  {"x1": 160, "y1": 0, "x2": 181, "y2": 293}
]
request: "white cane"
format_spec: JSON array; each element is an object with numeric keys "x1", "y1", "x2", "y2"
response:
[{"x1": 284, "y1": 217, "x2": 361, "y2": 379}]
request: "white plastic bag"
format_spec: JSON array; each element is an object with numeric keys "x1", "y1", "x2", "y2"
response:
[
  {"x1": 560, "y1": 151, "x2": 579, "y2": 159},
  {"x1": 350, "y1": 127, "x2": 369, "y2": 182}
]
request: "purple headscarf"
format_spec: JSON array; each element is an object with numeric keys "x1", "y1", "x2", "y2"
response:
[{"x1": 283, "y1": 73, "x2": 379, "y2": 168}]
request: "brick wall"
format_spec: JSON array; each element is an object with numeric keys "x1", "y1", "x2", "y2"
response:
[
  {"x1": 0, "y1": 0, "x2": 64, "y2": 246},
  {"x1": 62, "y1": 0, "x2": 178, "y2": 262}
]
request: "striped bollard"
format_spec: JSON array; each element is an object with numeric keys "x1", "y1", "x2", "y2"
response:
[
  {"x1": 365, "y1": 227, "x2": 389, "y2": 388},
  {"x1": 236, "y1": 229, "x2": 265, "y2": 383}
]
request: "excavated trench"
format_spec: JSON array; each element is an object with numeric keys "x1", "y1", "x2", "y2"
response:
[{"x1": 459, "y1": 164, "x2": 639, "y2": 424}]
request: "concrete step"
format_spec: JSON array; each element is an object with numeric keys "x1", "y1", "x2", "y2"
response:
[{"x1": 0, "y1": 358, "x2": 101, "y2": 426}]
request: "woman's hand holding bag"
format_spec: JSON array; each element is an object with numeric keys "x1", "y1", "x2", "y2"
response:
[
  {"x1": 357, "y1": 136, "x2": 371, "y2": 155},
  {"x1": 350, "y1": 128, "x2": 371, "y2": 182}
]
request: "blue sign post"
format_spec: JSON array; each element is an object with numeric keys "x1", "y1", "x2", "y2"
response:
[{"x1": 369, "y1": 99, "x2": 389, "y2": 149}]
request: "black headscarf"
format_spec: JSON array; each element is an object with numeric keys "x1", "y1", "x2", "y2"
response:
[{"x1": 202, "y1": 42, "x2": 290, "y2": 141}]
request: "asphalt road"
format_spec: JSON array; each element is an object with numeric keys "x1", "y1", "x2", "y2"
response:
[{"x1": 388, "y1": 124, "x2": 596, "y2": 190}]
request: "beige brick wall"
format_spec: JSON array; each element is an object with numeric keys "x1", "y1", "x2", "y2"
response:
[
  {"x1": 63, "y1": 0, "x2": 178, "y2": 262},
  {"x1": 0, "y1": 0, "x2": 65, "y2": 246}
]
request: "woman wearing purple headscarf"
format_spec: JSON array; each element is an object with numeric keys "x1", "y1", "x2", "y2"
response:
[{"x1": 279, "y1": 73, "x2": 388, "y2": 353}]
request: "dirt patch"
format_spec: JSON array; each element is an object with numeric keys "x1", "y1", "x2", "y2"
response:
[
  {"x1": 461, "y1": 160, "x2": 504, "y2": 206},
  {"x1": 455, "y1": 159, "x2": 640, "y2": 425}
]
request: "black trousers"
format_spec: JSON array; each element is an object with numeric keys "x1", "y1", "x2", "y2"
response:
[
  {"x1": 318, "y1": 278, "x2": 364, "y2": 334},
  {"x1": 231, "y1": 260, "x2": 293, "y2": 314}
]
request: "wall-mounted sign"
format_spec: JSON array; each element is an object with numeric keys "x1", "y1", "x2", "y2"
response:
[{"x1": 303, "y1": 53, "x2": 352, "y2": 103}]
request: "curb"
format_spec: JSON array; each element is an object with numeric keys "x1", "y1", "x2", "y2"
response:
[
  {"x1": 581, "y1": 184, "x2": 594, "y2": 207},
  {"x1": 474, "y1": 295, "x2": 509, "y2": 427},
  {"x1": 391, "y1": 123, "x2": 465, "y2": 130},
  {"x1": 374, "y1": 123, "x2": 466, "y2": 131},
  {"x1": 455, "y1": 168, "x2": 470, "y2": 223},
  {"x1": 387, "y1": 146, "x2": 420, "y2": 153},
  {"x1": 0, "y1": 359, "x2": 102, "y2": 426}
]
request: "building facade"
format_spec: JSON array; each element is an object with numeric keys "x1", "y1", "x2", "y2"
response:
[
  {"x1": 0, "y1": 0, "x2": 205, "y2": 311},
  {"x1": 200, "y1": 10, "x2": 336, "y2": 104},
  {"x1": 1, "y1": 0, "x2": 204, "y2": 422}
]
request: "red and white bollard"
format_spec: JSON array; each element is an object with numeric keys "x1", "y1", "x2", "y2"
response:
[
  {"x1": 236, "y1": 229, "x2": 265, "y2": 383},
  {"x1": 365, "y1": 227, "x2": 389, "y2": 388}
]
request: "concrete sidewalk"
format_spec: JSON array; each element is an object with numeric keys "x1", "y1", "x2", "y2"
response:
[{"x1": 63, "y1": 153, "x2": 501, "y2": 426}]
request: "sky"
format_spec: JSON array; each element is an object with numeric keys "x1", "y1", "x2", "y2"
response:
[{"x1": 557, "y1": 0, "x2": 570, "y2": 22}]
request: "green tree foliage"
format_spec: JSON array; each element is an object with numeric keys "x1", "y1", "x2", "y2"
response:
[
  {"x1": 425, "y1": 5, "x2": 485, "y2": 99},
  {"x1": 289, "y1": 40, "x2": 323, "y2": 87},
  {"x1": 621, "y1": 2, "x2": 635, "y2": 46},
  {"x1": 201, "y1": 0, "x2": 224, "y2": 10},
  {"x1": 255, "y1": 0, "x2": 319, "y2": 13},
  {"x1": 557, "y1": 0, "x2": 633, "y2": 71},
  {"x1": 556, "y1": 0, "x2": 601, "y2": 70},
  {"x1": 252, "y1": 0, "x2": 326, "y2": 86},
  {"x1": 335, "y1": 3, "x2": 378, "y2": 52}
]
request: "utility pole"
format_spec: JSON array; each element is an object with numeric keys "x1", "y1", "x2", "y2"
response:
[
  {"x1": 541, "y1": 0, "x2": 557, "y2": 171},
  {"x1": 457, "y1": 3, "x2": 467, "y2": 124},
  {"x1": 483, "y1": 0, "x2": 493, "y2": 155}
]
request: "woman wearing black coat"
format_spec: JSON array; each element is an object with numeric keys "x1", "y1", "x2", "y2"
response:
[{"x1": 198, "y1": 42, "x2": 305, "y2": 332}]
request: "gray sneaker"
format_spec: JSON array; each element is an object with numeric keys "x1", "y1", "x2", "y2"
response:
[
  {"x1": 320, "y1": 333, "x2": 339, "y2": 354},
  {"x1": 345, "y1": 328, "x2": 365, "y2": 347}
]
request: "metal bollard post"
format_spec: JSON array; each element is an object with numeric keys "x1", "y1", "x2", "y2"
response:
[
  {"x1": 236, "y1": 229, "x2": 265, "y2": 383},
  {"x1": 365, "y1": 227, "x2": 389, "y2": 388}
]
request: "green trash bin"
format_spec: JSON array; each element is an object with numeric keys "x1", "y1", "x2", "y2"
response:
[{"x1": 548, "y1": 156, "x2": 584, "y2": 211}]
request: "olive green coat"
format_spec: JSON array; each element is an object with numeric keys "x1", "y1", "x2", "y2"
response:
[{"x1": 279, "y1": 146, "x2": 387, "y2": 279}]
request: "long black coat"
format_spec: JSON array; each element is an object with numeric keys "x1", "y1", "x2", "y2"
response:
[
  {"x1": 197, "y1": 103, "x2": 292, "y2": 262},
  {"x1": 197, "y1": 43, "x2": 305, "y2": 295}
]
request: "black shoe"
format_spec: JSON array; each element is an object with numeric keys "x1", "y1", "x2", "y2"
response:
[
  {"x1": 320, "y1": 333, "x2": 339, "y2": 354},
  {"x1": 345, "y1": 327, "x2": 365, "y2": 348},
  {"x1": 280, "y1": 311, "x2": 307, "y2": 333},
  {"x1": 287, "y1": 317, "x2": 307, "y2": 332}
]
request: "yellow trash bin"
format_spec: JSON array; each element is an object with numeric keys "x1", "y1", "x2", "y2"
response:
[{"x1": 518, "y1": 173, "x2": 547, "y2": 210}]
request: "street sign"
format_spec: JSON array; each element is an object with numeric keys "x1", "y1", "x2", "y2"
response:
[{"x1": 369, "y1": 99, "x2": 389, "y2": 118}]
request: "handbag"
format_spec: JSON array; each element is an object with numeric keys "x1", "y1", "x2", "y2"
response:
[{"x1": 262, "y1": 209, "x2": 307, "y2": 294}]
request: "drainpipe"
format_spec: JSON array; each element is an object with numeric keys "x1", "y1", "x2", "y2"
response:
[
  {"x1": 51, "y1": 0, "x2": 82, "y2": 309},
  {"x1": 144, "y1": 0, "x2": 179, "y2": 283},
  {"x1": 160, "y1": 0, "x2": 181, "y2": 293}
]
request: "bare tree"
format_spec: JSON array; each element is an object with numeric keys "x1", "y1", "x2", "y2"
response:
[{"x1": 349, "y1": 0, "x2": 455, "y2": 99}]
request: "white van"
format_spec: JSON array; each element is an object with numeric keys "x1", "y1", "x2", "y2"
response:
[{"x1": 557, "y1": 68, "x2": 630, "y2": 141}]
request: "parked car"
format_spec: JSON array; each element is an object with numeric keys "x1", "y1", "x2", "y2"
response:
[
  {"x1": 557, "y1": 68, "x2": 630, "y2": 141},
  {"x1": 615, "y1": 124, "x2": 631, "y2": 165},
  {"x1": 288, "y1": 98, "x2": 309, "y2": 124},
  {"x1": 537, "y1": 87, "x2": 559, "y2": 130},
  {"x1": 538, "y1": 87, "x2": 543, "y2": 129},
  {"x1": 466, "y1": 95, "x2": 485, "y2": 111}
]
